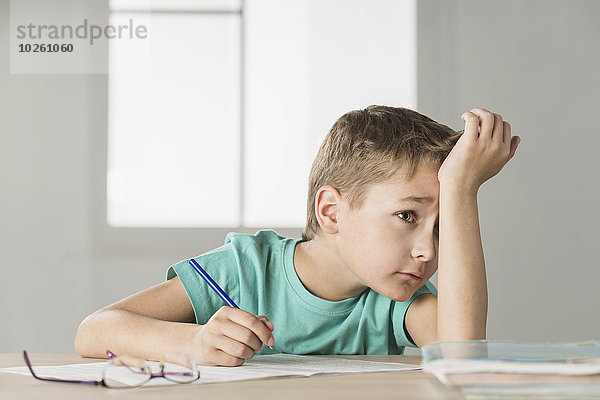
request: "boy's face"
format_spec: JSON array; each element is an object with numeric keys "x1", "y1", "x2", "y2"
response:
[{"x1": 335, "y1": 160, "x2": 440, "y2": 302}]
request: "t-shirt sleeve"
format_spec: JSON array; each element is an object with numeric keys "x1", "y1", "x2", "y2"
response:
[
  {"x1": 166, "y1": 243, "x2": 240, "y2": 325},
  {"x1": 392, "y1": 280, "x2": 438, "y2": 349}
]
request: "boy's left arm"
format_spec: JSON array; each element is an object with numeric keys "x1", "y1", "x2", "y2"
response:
[{"x1": 405, "y1": 107, "x2": 521, "y2": 347}]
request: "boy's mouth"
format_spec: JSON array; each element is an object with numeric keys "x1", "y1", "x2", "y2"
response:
[{"x1": 399, "y1": 271, "x2": 423, "y2": 280}]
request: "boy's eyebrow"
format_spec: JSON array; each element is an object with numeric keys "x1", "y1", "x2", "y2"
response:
[{"x1": 398, "y1": 196, "x2": 434, "y2": 204}]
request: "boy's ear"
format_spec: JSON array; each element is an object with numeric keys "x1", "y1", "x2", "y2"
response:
[{"x1": 315, "y1": 185, "x2": 341, "y2": 234}]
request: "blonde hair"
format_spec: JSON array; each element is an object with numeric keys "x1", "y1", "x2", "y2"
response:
[{"x1": 302, "y1": 105, "x2": 461, "y2": 241}]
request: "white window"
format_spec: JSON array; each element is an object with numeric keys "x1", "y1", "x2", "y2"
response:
[{"x1": 107, "y1": 0, "x2": 416, "y2": 228}]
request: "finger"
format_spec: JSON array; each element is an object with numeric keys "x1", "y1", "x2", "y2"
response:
[
  {"x1": 469, "y1": 108, "x2": 495, "y2": 141},
  {"x1": 216, "y1": 334, "x2": 257, "y2": 360},
  {"x1": 220, "y1": 321, "x2": 263, "y2": 352},
  {"x1": 200, "y1": 347, "x2": 243, "y2": 367},
  {"x1": 508, "y1": 136, "x2": 521, "y2": 160},
  {"x1": 227, "y1": 309, "x2": 275, "y2": 348},
  {"x1": 461, "y1": 111, "x2": 480, "y2": 140},
  {"x1": 492, "y1": 113, "x2": 504, "y2": 143},
  {"x1": 212, "y1": 348, "x2": 245, "y2": 367},
  {"x1": 502, "y1": 121, "x2": 511, "y2": 146},
  {"x1": 257, "y1": 316, "x2": 274, "y2": 332}
]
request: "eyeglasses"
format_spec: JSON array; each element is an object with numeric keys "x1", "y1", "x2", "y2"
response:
[{"x1": 23, "y1": 349, "x2": 200, "y2": 388}]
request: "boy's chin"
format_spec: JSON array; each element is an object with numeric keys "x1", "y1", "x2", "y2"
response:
[
  {"x1": 389, "y1": 293, "x2": 413, "y2": 302},
  {"x1": 372, "y1": 286, "x2": 414, "y2": 302}
]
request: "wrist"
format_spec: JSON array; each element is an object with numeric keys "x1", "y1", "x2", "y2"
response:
[
  {"x1": 156, "y1": 321, "x2": 203, "y2": 357},
  {"x1": 439, "y1": 182, "x2": 479, "y2": 198}
]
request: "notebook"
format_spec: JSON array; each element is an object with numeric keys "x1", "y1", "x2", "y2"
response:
[{"x1": 422, "y1": 340, "x2": 600, "y2": 398}]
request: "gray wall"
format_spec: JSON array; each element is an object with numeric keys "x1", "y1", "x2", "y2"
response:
[
  {"x1": 1, "y1": 0, "x2": 598, "y2": 353},
  {"x1": 418, "y1": 0, "x2": 600, "y2": 342}
]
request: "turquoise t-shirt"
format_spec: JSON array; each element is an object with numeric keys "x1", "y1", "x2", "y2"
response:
[{"x1": 166, "y1": 230, "x2": 437, "y2": 355}]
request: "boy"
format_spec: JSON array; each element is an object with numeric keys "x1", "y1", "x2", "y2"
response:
[{"x1": 75, "y1": 106, "x2": 520, "y2": 366}]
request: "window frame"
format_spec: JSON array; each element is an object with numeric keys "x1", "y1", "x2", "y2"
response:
[{"x1": 95, "y1": 2, "x2": 303, "y2": 255}]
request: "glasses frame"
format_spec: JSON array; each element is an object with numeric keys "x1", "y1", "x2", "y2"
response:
[{"x1": 23, "y1": 349, "x2": 200, "y2": 388}]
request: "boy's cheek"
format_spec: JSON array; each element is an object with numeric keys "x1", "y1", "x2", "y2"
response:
[{"x1": 426, "y1": 263, "x2": 439, "y2": 280}]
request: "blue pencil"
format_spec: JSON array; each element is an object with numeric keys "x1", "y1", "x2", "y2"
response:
[
  {"x1": 188, "y1": 258, "x2": 238, "y2": 308},
  {"x1": 188, "y1": 258, "x2": 273, "y2": 349}
]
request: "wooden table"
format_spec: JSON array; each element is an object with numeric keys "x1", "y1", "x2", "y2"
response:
[{"x1": 0, "y1": 353, "x2": 465, "y2": 399}]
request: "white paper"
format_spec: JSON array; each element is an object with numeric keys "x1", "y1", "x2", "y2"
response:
[
  {"x1": 1, "y1": 354, "x2": 420, "y2": 387},
  {"x1": 425, "y1": 358, "x2": 600, "y2": 376},
  {"x1": 424, "y1": 358, "x2": 600, "y2": 386}
]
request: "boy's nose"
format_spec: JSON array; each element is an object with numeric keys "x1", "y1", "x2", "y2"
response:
[{"x1": 411, "y1": 232, "x2": 437, "y2": 261}]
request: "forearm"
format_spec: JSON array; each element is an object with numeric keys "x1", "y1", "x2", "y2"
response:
[
  {"x1": 436, "y1": 185, "x2": 488, "y2": 341},
  {"x1": 74, "y1": 309, "x2": 199, "y2": 361}
]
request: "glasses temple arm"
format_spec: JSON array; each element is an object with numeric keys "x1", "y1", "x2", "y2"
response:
[{"x1": 22, "y1": 351, "x2": 104, "y2": 386}]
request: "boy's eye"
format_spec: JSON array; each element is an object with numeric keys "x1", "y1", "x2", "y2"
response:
[
  {"x1": 397, "y1": 211, "x2": 439, "y2": 234},
  {"x1": 397, "y1": 211, "x2": 414, "y2": 222}
]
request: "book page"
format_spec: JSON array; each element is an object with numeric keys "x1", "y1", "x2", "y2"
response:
[{"x1": 1, "y1": 354, "x2": 420, "y2": 387}]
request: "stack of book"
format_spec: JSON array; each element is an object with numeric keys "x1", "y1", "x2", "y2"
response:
[{"x1": 422, "y1": 340, "x2": 600, "y2": 398}]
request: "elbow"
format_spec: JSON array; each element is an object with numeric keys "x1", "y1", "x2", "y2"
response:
[
  {"x1": 436, "y1": 332, "x2": 487, "y2": 343},
  {"x1": 74, "y1": 313, "x2": 101, "y2": 358},
  {"x1": 73, "y1": 315, "x2": 89, "y2": 357},
  {"x1": 435, "y1": 325, "x2": 487, "y2": 344},
  {"x1": 459, "y1": 333, "x2": 486, "y2": 342}
]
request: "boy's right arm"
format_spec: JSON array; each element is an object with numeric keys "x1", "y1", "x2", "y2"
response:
[{"x1": 74, "y1": 276, "x2": 275, "y2": 366}]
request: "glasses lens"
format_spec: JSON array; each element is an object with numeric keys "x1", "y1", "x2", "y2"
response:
[
  {"x1": 162, "y1": 353, "x2": 199, "y2": 383},
  {"x1": 103, "y1": 355, "x2": 151, "y2": 388}
]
